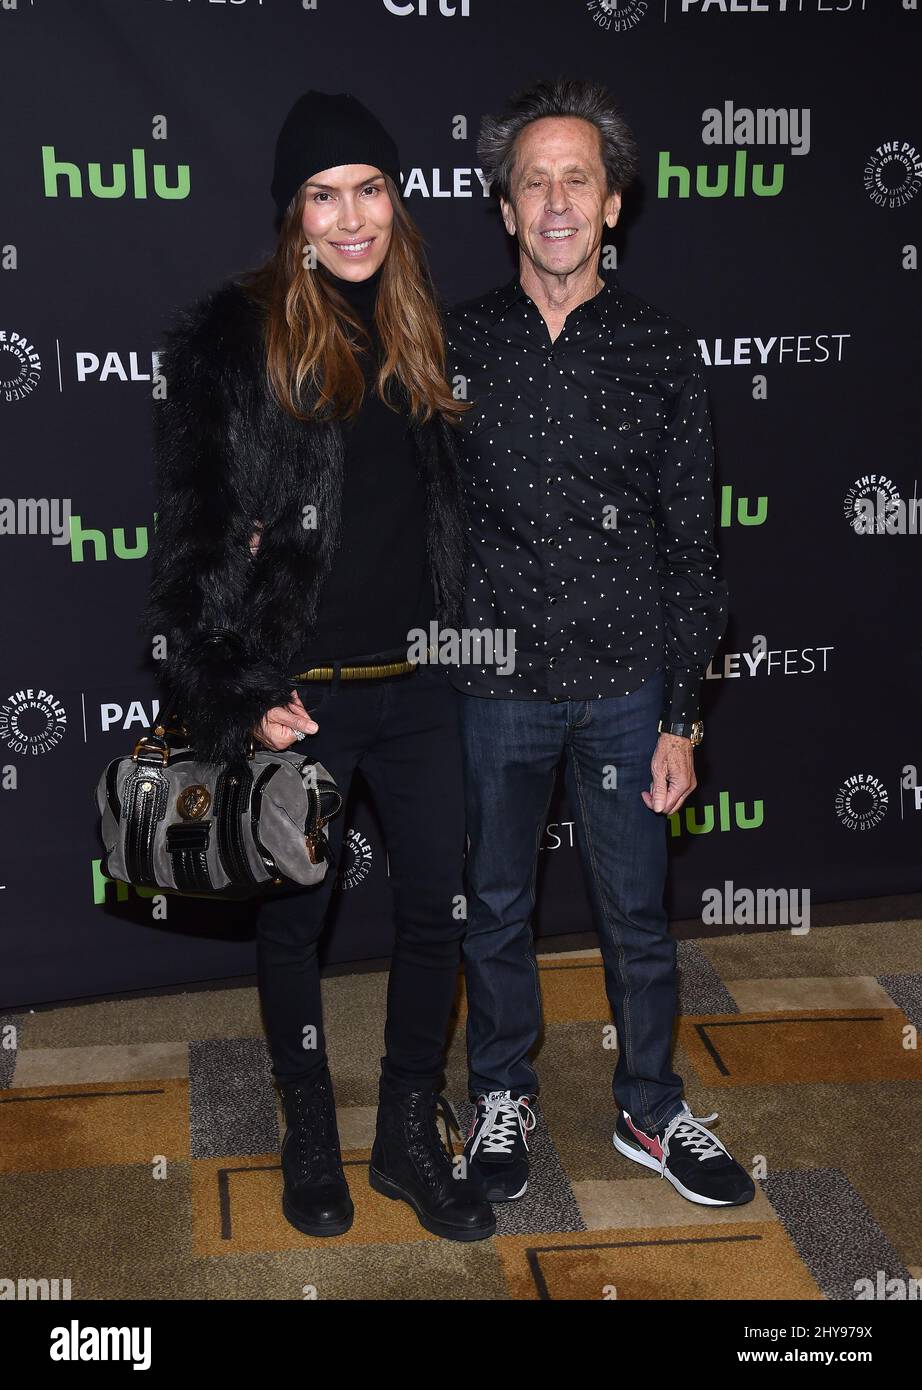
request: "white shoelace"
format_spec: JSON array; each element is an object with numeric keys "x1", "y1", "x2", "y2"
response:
[
  {"x1": 655, "y1": 1105, "x2": 729, "y2": 1176},
  {"x1": 468, "y1": 1091, "x2": 537, "y2": 1157}
]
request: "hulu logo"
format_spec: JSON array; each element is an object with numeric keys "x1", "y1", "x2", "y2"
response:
[
  {"x1": 70, "y1": 514, "x2": 155, "y2": 561},
  {"x1": 668, "y1": 791, "x2": 764, "y2": 838},
  {"x1": 92, "y1": 858, "x2": 158, "y2": 905},
  {"x1": 720, "y1": 486, "x2": 768, "y2": 528},
  {"x1": 658, "y1": 151, "x2": 783, "y2": 199},
  {"x1": 42, "y1": 146, "x2": 190, "y2": 200}
]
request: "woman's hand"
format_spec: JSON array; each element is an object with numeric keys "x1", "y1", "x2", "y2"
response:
[
  {"x1": 252, "y1": 689, "x2": 318, "y2": 750},
  {"x1": 249, "y1": 521, "x2": 263, "y2": 557}
]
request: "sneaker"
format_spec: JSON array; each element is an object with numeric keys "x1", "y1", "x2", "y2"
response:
[
  {"x1": 464, "y1": 1090, "x2": 536, "y2": 1201},
  {"x1": 613, "y1": 1102, "x2": 755, "y2": 1207}
]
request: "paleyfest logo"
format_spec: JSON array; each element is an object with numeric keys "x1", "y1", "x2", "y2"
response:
[
  {"x1": 586, "y1": 0, "x2": 649, "y2": 33},
  {"x1": 0, "y1": 330, "x2": 42, "y2": 404},
  {"x1": 0, "y1": 688, "x2": 67, "y2": 755}
]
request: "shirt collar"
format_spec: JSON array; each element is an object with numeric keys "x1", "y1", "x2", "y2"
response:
[{"x1": 489, "y1": 263, "x2": 619, "y2": 326}]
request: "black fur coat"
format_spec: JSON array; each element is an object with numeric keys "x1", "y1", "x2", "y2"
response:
[{"x1": 141, "y1": 279, "x2": 469, "y2": 765}]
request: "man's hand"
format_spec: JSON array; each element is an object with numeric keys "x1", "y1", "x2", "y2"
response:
[
  {"x1": 642, "y1": 732, "x2": 697, "y2": 815},
  {"x1": 249, "y1": 521, "x2": 263, "y2": 557},
  {"x1": 252, "y1": 689, "x2": 318, "y2": 750}
]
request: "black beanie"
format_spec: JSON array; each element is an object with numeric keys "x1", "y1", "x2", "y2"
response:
[{"x1": 270, "y1": 90, "x2": 401, "y2": 219}]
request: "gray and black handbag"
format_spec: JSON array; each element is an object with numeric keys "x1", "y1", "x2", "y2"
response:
[{"x1": 96, "y1": 723, "x2": 342, "y2": 898}]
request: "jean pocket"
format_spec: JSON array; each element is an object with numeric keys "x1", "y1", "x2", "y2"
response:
[{"x1": 294, "y1": 684, "x2": 338, "y2": 723}]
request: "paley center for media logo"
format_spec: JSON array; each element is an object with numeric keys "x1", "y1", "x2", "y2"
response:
[
  {"x1": 835, "y1": 773, "x2": 888, "y2": 831},
  {"x1": 0, "y1": 329, "x2": 42, "y2": 403},
  {"x1": 863, "y1": 139, "x2": 921, "y2": 210},
  {"x1": 844, "y1": 475, "x2": 920, "y2": 536},
  {"x1": 0, "y1": 688, "x2": 67, "y2": 756},
  {"x1": 586, "y1": 0, "x2": 648, "y2": 33}
]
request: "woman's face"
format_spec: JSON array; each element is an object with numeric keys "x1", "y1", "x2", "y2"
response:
[{"x1": 299, "y1": 163, "x2": 394, "y2": 281}]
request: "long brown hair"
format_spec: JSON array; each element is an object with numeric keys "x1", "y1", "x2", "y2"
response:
[{"x1": 239, "y1": 174, "x2": 468, "y2": 426}]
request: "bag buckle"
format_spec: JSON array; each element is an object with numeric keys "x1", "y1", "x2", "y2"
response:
[{"x1": 132, "y1": 734, "x2": 170, "y2": 765}]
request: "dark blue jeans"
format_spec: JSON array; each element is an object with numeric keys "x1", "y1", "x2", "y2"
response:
[{"x1": 457, "y1": 669, "x2": 685, "y2": 1134}]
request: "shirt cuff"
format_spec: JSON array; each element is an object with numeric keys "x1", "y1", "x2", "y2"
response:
[{"x1": 660, "y1": 666, "x2": 703, "y2": 726}]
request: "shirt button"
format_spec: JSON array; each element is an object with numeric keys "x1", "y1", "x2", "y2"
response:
[
  {"x1": 619, "y1": 421, "x2": 632, "y2": 432},
  {"x1": 547, "y1": 537, "x2": 557, "y2": 547},
  {"x1": 546, "y1": 476, "x2": 554, "y2": 487},
  {"x1": 548, "y1": 657, "x2": 557, "y2": 668},
  {"x1": 548, "y1": 596, "x2": 557, "y2": 605}
]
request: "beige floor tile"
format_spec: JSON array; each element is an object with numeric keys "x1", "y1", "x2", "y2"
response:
[
  {"x1": 11, "y1": 1042, "x2": 189, "y2": 1087},
  {"x1": 572, "y1": 1176, "x2": 777, "y2": 1230},
  {"x1": 728, "y1": 976, "x2": 895, "y2": 1012}
]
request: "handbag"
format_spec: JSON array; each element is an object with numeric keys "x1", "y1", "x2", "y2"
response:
[{"x1": 96, "y1": 721, "x2": 343, "y2": 898}]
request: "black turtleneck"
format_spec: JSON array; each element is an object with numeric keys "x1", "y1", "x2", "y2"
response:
[{"x1": 287, "y1": 263, "x2": 436, "y2": 672}]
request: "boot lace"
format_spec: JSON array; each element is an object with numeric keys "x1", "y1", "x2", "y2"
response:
[
  {"x1": 285, "y1": 1077, "x2": 343, "y2": 1183},
  {"x1": 405, "y1": 1092, "x2": 461, "y2": 1189}
]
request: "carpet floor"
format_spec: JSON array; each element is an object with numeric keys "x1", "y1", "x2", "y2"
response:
[{"x1": 2, "y1": 917, "x2": 920, "y2": 1301}]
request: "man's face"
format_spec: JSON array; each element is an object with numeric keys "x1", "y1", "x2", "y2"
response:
[
  {"x1": 299, "y1": 163, "x2": 394, "y2": 281},
  {"x1": 500, "y1": 117, "x2": 620, "y2": 279}
]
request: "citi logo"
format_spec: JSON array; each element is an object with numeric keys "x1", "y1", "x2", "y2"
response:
[
  {"x1": 42, "y1": 146, "x2": 190, "y2": 200},
  {"x1": 70, "y1": 514, "x2": 154, "y2": 562},
  {"x1": 383, "y1": 0, "x2": 470, "y2": 15},
  {"x1": 667, "y1": 791, "x2": 763, "y2": 838},
  {"x1": 719, "y1": 485, "x2": 767, "y2": 527}
]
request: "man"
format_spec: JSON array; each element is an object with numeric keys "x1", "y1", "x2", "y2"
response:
[{"x1": 445, "y1": 78, "x2": 754, "y2": 1209}]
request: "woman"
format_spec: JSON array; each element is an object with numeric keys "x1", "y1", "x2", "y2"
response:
[{"x1": 143, "y1": 91, "x2": 493, "y2": 1243}]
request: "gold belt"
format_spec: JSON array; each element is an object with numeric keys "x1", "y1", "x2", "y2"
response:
[{"x1": 290, "y1": 658, "x2": 418, "y2": 682}]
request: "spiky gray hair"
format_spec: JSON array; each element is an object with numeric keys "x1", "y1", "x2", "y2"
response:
[{"x1": 477, "y1": 77, "x2": 640, "y2": 204}]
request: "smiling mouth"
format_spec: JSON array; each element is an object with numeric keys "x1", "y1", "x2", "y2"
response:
[
  {"x1": 540, "y1": 228, "x2": 578, "y2": 240},
  {"x1": 330, "y1": 238, "x2": 375, "y2": 256}
]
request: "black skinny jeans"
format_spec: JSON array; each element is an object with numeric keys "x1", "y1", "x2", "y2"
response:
[{"x1": 253, "y1": 660, "x2": 466, "y2": 1092}]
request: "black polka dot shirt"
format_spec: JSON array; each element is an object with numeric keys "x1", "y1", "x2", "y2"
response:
[{"x1": 444, "y1": 269, "x2": 729, "y2": 725}]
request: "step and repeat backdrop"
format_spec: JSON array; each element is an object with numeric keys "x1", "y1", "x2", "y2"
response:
[{"x1": 1, "y1": 0, "x2": 919, "y2": 1007}]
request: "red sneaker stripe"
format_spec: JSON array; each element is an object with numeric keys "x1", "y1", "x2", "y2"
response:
[{"x1": 625, "y1": 1114, "x2": 664, "y2": 1162}]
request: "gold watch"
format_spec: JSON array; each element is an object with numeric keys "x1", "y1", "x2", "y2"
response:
[{"x1": 658, "y1": 719, "x2": 703, "y2": 746}]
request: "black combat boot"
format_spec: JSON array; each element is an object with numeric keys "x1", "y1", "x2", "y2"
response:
[
  {"x1": 369, "y1": 1076, "x2": 496, "y2": 1242},
  {"x1": 278, "y1": 1068, "x2": 354, "y2": 1237}
]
